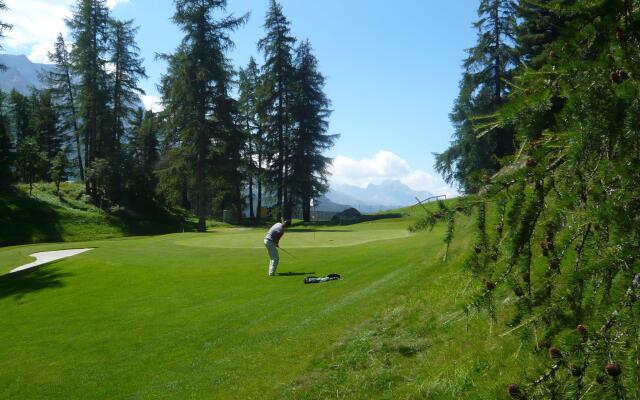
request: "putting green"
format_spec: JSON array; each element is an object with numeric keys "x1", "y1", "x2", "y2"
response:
[{"x1": 173, "y1": 228, "x2": 412, "y2": 248}]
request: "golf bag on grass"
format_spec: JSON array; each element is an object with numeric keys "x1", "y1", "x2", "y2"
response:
[{"x1": 304, "y1": 274, "x2": 341, "y2": 284}]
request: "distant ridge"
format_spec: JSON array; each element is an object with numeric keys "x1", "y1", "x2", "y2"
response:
[
  {"x1": 327, "y1": 180, "x2": 434, "y2": 212},
  {"x1": 0, "y1": 54, "x2": 54, "y2": 95}
]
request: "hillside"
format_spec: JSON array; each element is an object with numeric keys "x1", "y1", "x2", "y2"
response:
[{"x1": 0, "y1": 182, "x2": 191, "y2": 247}]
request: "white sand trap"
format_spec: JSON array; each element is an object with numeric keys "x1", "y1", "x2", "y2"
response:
[{"x1": 10, "y1": 249, "x2": 93, "y2": 273}]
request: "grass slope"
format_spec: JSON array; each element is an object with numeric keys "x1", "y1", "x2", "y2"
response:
[
  {"x1": 0, "y1": 183, "x2": 189, "y2": 246},
  {"x1": 0, "y1": 203, "x2": 548, "y2": 399}
]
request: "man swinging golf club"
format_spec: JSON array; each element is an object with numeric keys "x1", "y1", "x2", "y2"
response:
[{"x1": 264, "y1": 219, "x2": 290, "y2": 276}]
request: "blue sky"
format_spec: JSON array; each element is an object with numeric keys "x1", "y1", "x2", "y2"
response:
[{"x1": 3, "y1": 0, "x2": 478, "y2": 196}]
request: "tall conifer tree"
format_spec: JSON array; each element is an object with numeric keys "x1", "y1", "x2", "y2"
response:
[
  {"x1": 67, "y1": 0, "x2": 111, "y2": 198},
  {"x1": 0, "y1": 90, "x2": 13, "y2": 188},
  {"x1": 435, "y1": 0, "x2": 519, "y2": 193},
  {"x1": 30, "y1": 90, "x2": 64, "y2": 180},
  {"x1": 159, "y1": 0, "x2": 246, "y2": 231},
  {"x1": 258, "y1": 0, "x2": 296, "y2": 220},
  {"x1": 8, "y1": 90, "x2": 33, "y2": 144},
  {"x1": 46, "y1": 34, "x2": 85, "y2": 180},
  {"x1": 290, "y1": 40, "x2": 337, "y2": 222},
  {"x1": 109, "y1": 19, "x2": 146, "y2": 148},
  {"x1": 238, "y1": 57, "x2": 265, "y2": 223}
]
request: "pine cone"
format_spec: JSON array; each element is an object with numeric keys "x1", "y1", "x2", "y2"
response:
[
  {"x1": 548, "y1": 346, "x2": 562, "y2": 359},
  {"x1": 507, "y1": 384, "x2": 522, "y2": 398},
  {"x1": 605, "y1": 363, "x2": 621, "y2": 377}
]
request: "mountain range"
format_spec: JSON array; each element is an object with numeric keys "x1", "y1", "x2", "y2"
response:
[
  {"x1": 326, "y1": 180, "x2": 434, "y2": 212},
  {"x1": 0, "y1": 54, "x2": 54, "y2": 95}
]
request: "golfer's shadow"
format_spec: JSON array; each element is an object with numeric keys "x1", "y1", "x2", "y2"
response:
[{"x1": 277, "y1": 271, "x2": 315, "y2": 276}]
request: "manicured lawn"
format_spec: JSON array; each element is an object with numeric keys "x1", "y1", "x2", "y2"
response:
[
  {"x1": 0, "y1": 207, "x2": 546, "y2": 399},
  {"x1": 0, "y1": 213, "x2": 441, "y2": 399}
]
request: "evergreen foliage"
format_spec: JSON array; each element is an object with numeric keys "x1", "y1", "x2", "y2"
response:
[
  {"x1": 159, "y1": 0, "x2": 247, "y2": 231},
  {"x1": 109, "y1": 19, "x2": 146, "y2": 147},
  {"x1": 1, "y1": 0, "x2": 336, "y2": 226},
  {"x1": 238, "y1": 57, "x2": 263, "y2": 224},
  {"x1": 45, "y1": 34, "x2": 85, "y2": 180},
  {"x1": 435, "y1": 0, "x2": 519, "y2": 193},
  {"x1": 67, "y1": 0, "x2": 111, "y2": 199},
  {"x1": 0, "y1": 90, "x2": 13, "y2": 187},
  {"x1": 16, "y1": 137, "x2": 46, "y2": 195},
  {"x1": 8, "y1": 90, "x2": 34, "y2": 144},
  {"x1": 420, "y1": 1, "x2": 640, "y2": 397},
  {"x1": 30, "y1": 90, "x2": 65, "y2": 178},
  {"x1": 50, "y1": 147, "x2": 71, "y2": 195},
  {"x1": 289, "y1": 40, "x2": 338, "y2": 222},
  {"x1": 258, "y1": 0, "x2": 296, "y2": 220},
  {"x1": 126, "y1": 109, "x2": 159, "y2": 206},
  {"x1": 0, "y1": 0, "x2": 11, "y2": 71}
]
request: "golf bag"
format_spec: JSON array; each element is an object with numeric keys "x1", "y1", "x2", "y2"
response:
[{"x1": 304, "y1": 274, "x2": 341, "y2": 284}]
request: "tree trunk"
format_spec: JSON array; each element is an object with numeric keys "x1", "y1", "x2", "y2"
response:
[
  {"x1": 235, "y1": 181, "x2": 243, "y2": 224},
  {"x1": 247, "y1": 137, "x2": 255, "y2": 223},
  {"x1": 256, "y1": 153, "x2": 262, "y2": 225},
  {"x1": 302, "y1": 195, "x2": 311, "y2": 222},
  {"x1": 196, "y1": 139, "x2": 207, "y2": 232}
]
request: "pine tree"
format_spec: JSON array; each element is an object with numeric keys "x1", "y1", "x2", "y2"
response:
[
  {"x1": 128, "y1": 109, "x2": 159, "y2": 206},
  {"x1": 239, "y1": 57, "x2": 271, "y2": 224},
  {"x1": 214, "y1": 72, "x2": 245, "y2": 223},
  {"x1": 159, "y1": 0, "x2": 247, "y2": 231},
  {"x1": 109, "y1": 19, "x2": 146, "y2": 148},
  {"x1": 16, "y1": 137, "x2": 46, "y2": 195},
  {"x1": 238, "y1": 58, "x2": 260, "y2": 223},
  {"x1": 515, "y1": 0, "x2": 571, "y2": 68},
  {"x1": 258, "y1": 0, "x2": 296, "y2": 220},
  {"x1": 0, "y1": 0, "x2": 12, "y2": 71},
  {"x1": 50, "y1": 147, "x2": 71, "y2": 195},
  {"x1": 30, "y1": 90, "x2": 65, "y2": 180},
  {"x1": 290, "y1": 40, "x2": 337, "y2": 222},
  {"x1": 45, "y1": 33, "x2": 85, "y2": 181},
  {"x1": 435, "y1": 0, "x2": 519, "y2": 193},
  {"x1": 420, "y1": 1, "x2": 640, "y2": 397},
  {"x1": 0, "y1": 90, "x2": 13, "y2": 188},
  {"x1": 67, "y1": 0, "x2": 111, "y2": 199},
  {"x1": 8, "y1": 90, "x2": 33, "y2": 144}
]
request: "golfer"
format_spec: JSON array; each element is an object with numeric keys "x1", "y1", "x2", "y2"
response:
[{"x1": 264, "y1": 220, "x2": 289, "y2": 276}]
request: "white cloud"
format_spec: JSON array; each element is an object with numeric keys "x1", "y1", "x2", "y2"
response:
[
  {"x1": 106, "y1": 0, "x2": 130, "y2": 9},
  {"x1": 329, "y1": 151, "x2": 458, "y2": 197},
  {"x1": 140, "y1": 94, "x2": 163, "y2": 112},
  {"x1": 4, "y1": 0, "x2": 73, "y2": 63},
  {"x1": 3, "y1": 0, "x2": 128, "y2": 63}
]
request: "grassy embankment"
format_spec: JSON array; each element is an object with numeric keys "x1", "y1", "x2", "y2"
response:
[{"x1": 0, "y1": 182, "x2": 191, "y2": 247}]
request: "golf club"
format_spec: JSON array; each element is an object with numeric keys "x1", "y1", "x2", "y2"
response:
[{"x1": 279, "y1": 247, "x2": 297, "y2": 259}]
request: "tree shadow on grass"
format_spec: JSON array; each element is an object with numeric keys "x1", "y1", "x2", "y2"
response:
[
  {"x1": 277, "y1": 271, "x2": 315, "y2": 276},
  {"x1": 0, "y1": 266, "x2": 71, "y2": 300}
]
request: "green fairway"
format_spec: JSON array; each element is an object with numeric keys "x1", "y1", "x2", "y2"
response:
[
  {"x1": 176, "y1": 226, "x2": 411, "y2": 249},
  {"x1": 0, "y1": 214, "x2": 433, "y2": 399},
  {"x1": 0, "y1": 210, "x2": 542, "y2": 399}
]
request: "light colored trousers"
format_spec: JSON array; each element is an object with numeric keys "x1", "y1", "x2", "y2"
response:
[{"x1": 264, "y1": 239, "x2": 279, "y2": 275}]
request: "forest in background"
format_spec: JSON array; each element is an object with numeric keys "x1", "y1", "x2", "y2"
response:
[{"x1": 0, "y1": 0, "x2": 336, "y2": 230}]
